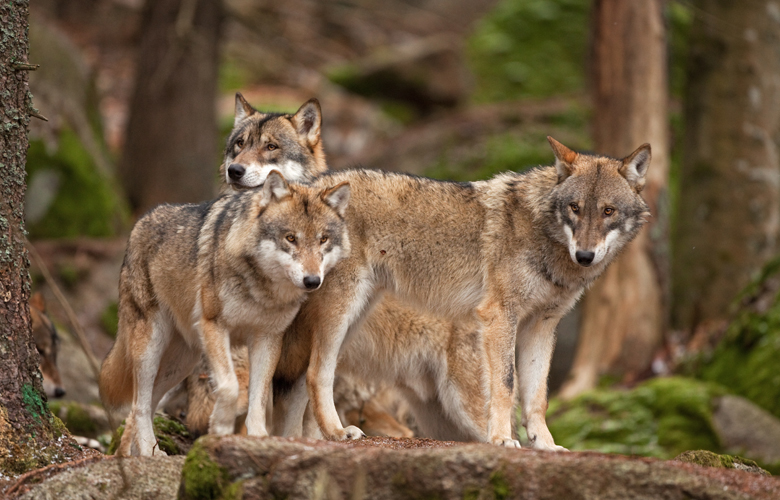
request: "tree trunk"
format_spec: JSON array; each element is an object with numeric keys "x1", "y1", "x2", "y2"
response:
[
  {"x1": 0, "y1": 0, "x2": 75, "y2": 476},
  {"x1": 560, "y1": 0, "x2": 669, "y2": 398},
  {"x1": 119, "y1": 0, "x2": 222, "y2": 215},
  {"x1": 672, "y1": 1, "x2": 780, "y2": 331}
]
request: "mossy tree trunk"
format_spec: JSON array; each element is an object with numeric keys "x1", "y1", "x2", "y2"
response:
[
  {"x1": 560, "y1": 0, "x2": 669, "y2": 398},
  {"x1": 118, "y1": 0, "x2": 222, "y2": 216},
  {"x1": 672, "y1": 1, "x2": 780, "y2": 331},
  {"x1": 0, "y1": 0, "x2": 72, "y2": 476}
]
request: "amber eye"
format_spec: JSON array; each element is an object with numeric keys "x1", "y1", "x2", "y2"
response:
[
  {"x1": 320, "y1": 236, "x2": 328, "y2": 244},
  {"x1": 570, "y1": 203, "x2": 579, "y2": 213},
  {"x1": 267, "y1": 143, "x2": 278, "y2": 151},
  {"x1": 235, "y1": 138, "x2": 244, "y2": 149},
  {"x1": 604, "y1": 207, "x2": 615, "y2": 216},
  {"x1": 286, "y1": 234, "x2": 296, "y2": 243}
]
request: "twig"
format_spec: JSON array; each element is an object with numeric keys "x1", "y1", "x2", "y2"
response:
[
  {"x1": 11, "y1": 61, "x2": 39, "y2": 71},
  {"x1": 28, "y1": 109, "x2": 48, "y2": 122}
]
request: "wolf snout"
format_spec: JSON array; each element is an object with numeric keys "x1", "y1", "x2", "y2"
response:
[
  {"x1": 227, "y1": 163, "x2": 245, "y2": 181},
  {"x1": 303, "y1": 275, "x2": 322, "y2": 290},
  {"x1": 54, "y1": 387, "x2": 66, "y2": 398},
  {"x1": 575, "y1": 250, "x2": 595, "y2": 266}
]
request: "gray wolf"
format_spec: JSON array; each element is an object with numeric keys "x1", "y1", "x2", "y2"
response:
[
  {"x1": 270, "y1": 137, "x2": 651, "y2": 449},
  {"x1": 30, "y1": 292, "x2": 66, "y2": 399},
  {"x1": 98, "y1": 171, "x2": 351, "y2": 456}
]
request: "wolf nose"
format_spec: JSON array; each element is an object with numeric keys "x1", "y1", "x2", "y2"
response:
[
  {"x1": 303, "y1": 275, "x2": 321, "y2": 290},
  {"x1": 227, "y1": 163, "x2": 245, "y2": 181},
  {"x1": 53, "y1": 387, "x2": 66, "y2": 398},
  {"x1": 575, "y1": 250, "x2": 595, "y2": 266}
]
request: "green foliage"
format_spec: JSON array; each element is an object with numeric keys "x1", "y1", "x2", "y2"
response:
[
  {"x1": 100, "y1": 301, "x2": 119, "y2": 339},
  {"x1": 668, "y1": 1, "x2": 693, "y2": 99},
  {"x1": 25, "y1": 128, "x2": 127, "y2": 239},
  {"x1": 690, "y1": 256, "x2": 780, "y2": 420},
  {"x1": 546, "y1": 377, "x2": 725, "y2": 458},
  {"x1": 467, "y1": 0, "x2": 590, "y2": 102}
]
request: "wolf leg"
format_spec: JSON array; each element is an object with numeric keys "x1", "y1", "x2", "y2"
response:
[
  {"x1": 200, "y1": 319, "x2": 239, "y2": 436},
  {"x1": 245, "y1": 330, "x2": 284, "y2": 437},
  {"x1": 124, "y1": 310, "x2": 174, "y2": 456},
  {"x1": 516, "y1": 315, "x2": 566, "y2": 452},
  {"x1": 276, "y1": 374, "x2": 308, "y2": 437},
  {"x1": 151, "y1": 333, "x2": 200, "y2": 412}
]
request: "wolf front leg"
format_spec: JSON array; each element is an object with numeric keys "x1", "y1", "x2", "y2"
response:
[
  {"x1": 245, "y1": 329, "x2": 285, "y2": 437},
  {"x1": 479, "y1": 300, "x2": 521, "y2": 448},
  {"x1": 516, "y1": 313, "x2": 567, "y2": 451},
  {"x1": 200, "y1": 319, "x2": 240, "y2": 436}
]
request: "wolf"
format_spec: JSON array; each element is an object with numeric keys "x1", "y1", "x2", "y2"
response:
[
  {"x1": 30, "y1": 292, "x2": 66, "y2": 399},
  {"x1": 270, "y1": 138, "x2": 651, "y2": 449},
  {"x1": 223, "y1": 95, "x2": 651, "y2": 449},
  {"x1": 98, "y1": 171, "x2": 351, "y2": 456}
]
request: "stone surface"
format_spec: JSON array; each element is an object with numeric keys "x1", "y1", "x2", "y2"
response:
[
  {"x1": 713, "y1": 395, "x2": 780, "y2": 465},
  {"x1": 180, "y1": 436, "x2": 780, "y2": 500}
]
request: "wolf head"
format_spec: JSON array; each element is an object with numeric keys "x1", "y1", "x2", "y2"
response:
[
  {"x1": 30, "y1": 292, "x2": 66, "y2": 399},
  {"x1": 546, "y1": 136, "x2": 651, "y2": 268},
  {"x1": 242, "y1": 171, "x2": 351, "y2": 291},
  {"x1": 221, "y1": 93, "x2": 329, "y2": 190}
]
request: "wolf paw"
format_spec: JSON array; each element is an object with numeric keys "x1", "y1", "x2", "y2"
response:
[
  {"x1": 343, "y1": 425, "x2": 366, "y2": 440},
  {"x1": 494, "y1": 438, "x2": 522, "y2": 448},
  {"x1": 531, "y1": 441, "x2": 569, "y2": 452}
]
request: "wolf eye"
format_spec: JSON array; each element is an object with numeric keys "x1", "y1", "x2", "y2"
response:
[
  {"x1": 320, "y1": 236, "x2": 328, "y2": 244},
  {"x1": 604, "y1": 207, "x2": 615, "y2": 216},
  {"x1": 570, "y1": 203, "x2": 579, "y2": 213},
  {"x1": 267, "y1": 144, "x2": 278, "y2": 151},
  {"x1": 235, "y1": 139, "x2": 244, "y2": 149},
  {"x1": 285, "y1": 234, "x2": 296, "y2": 243}
]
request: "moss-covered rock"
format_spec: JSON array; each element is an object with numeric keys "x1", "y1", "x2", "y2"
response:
[
  {"x1": 546, "y1": 376, "x2": 726, "y2": 458},
  {"x1": 107, "y1": 414, "x2": 193, "y2": 456},
  {"x1": 179, "y1": 438, "x2": 231, "y2": 500},
  {"x1": 47, "y1": 401, "x2": 110, "y2": 439},
  {"x1": 688, "y1": 256, "x2": 780, "y2": 421},
  {"x1": 675, "y1": 450, "x2": 770, "y2": 476}
]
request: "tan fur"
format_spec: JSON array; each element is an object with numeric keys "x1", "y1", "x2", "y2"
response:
[
  {"x1": 99, "y1": 172, "x2": 350, "y2": 456},
  {"x1": 30, "y1": 292, "x2": 65, "y2": 399},
  {"x1": 272, "y1": 141, "x2": 651, "y2": 449}
]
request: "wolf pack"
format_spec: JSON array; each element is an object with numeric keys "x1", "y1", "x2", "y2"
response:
[{"x1": 98, "y1": 93, "x2": 652, "y2": 456}]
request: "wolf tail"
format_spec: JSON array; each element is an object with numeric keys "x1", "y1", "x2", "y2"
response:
[{"x1": 99, "y1": 325, "x2": 134, "y2": 410}]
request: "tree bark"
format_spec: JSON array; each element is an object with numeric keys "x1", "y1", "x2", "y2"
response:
[
  {"x1": 118, "y1": 0, "x2": 222, "y2": 215},
  {"x1": 672, "y1": 1, "x2": 780, "y2": 331},
  {"x1": 0, "y1": 0, "x2": 74, "y2": 476},
  {"x1": 560, "y1": 0, "x2": 669, "y2": 398}
]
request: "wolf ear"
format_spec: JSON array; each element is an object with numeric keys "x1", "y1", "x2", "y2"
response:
[
  {"x1": 235, "y1": 92, "x2": 257, "y2": 126},
  {"x1": 619, "y1": 143, "x2": 651, "y2": 192},
  {"x1": 321, "y1": 181, "x2": 350, "y2": 217},
  {"x1": 291, "y1": 98, "x2": 322, "y2": 145},
  {"x1": 263, "y1": 170, "x2": 291, "y2": 203},
  {"x1": 548, "y1": 136, "x2": 578, "y2": 183}
]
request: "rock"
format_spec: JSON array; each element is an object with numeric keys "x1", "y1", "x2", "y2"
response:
[
  {"x1": 107, "y1": 414, "x2": 194, "y2": 456},
  {"x1": 712, "y1": 395, "x2": 780, "y2": 465},
  {"x1": 16, "y1": 456, "x2": 185, "y2": 500},
  {"x1": 674, "y1": 450, "x2": 770, "y2": 476},
  {"x1": 47, "y1": 401, "x2": 110, "y2": 439},
  {"x1": 179, "y1": 435, "x2": 780, "y2": 500}
]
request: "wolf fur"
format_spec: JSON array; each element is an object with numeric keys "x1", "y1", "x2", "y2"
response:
[
  {"x1": 223, "y1": 95, "x2": 651, "y2": 449},
  {"x1": 30, "y1": 292, "x2": 66, "y2": 399},
  {"x1": 270, "y1": 139, "x2": 651, "y2": 449},
  {"x1": 99, "y1": 171, "x2": 351, "y2": 456}
]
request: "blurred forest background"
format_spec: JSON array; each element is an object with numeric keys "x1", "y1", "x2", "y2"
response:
[{"x1": 19, "y1": 0, "x2": 780, "y2": 473}]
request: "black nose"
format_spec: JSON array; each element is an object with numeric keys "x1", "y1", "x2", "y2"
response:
[
  {"x1": 227, "y1": 163, "x2": 245, "y2": 181},
  {"x1": 54, "y1": 387, "x2": 66, "y2": 398},
  {"x1": 575, "y1": 250, "x2": 595, "y2": 266},
  {"x1": 303, "y1": 275, "x2": 321, "y2": 290}
]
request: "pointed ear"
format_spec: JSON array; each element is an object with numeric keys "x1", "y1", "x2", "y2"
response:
[
  {"x1": 235, "y1": 92, "x2": 257, "y2": 126},
  {"x1": 262, "y1": 170, "x2": 291, "y2": 203},
  {"x1": 619, "y1": 143, "x2": 651, "y2": 192},
  {"x1": 321, "y1": 181, "x2": 350, "y2": 217},
  {"x1": 29, "y1": 292, "x2": 45, "y2": 312},
  {"x1": 290, "y1": 98, "x2": 322, "y2": 145},
  {"x1": 548, "y1": 136, "x2": 578, "y2": 183}
]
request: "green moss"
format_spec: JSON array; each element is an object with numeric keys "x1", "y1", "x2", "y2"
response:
[
  {"x1": 688, "y1": 256, "x2": 780, "y2": 420},
  {"x1": 60, "y1": 402, "x2": 98, "y2": 436},
  {"x1": 489, "y1": 470, "x2": 510, "y2": 500},
  {"x1": 100, "y1": 301, "x2": 119, "y2": 338},
  {"x1": 22, "y1": 383, "x2": 48, "y2": 424},
  {"x1": 181, "y1": 438, "x2": 231, "y2": 500},
  {"x1": 546, "y1": 376, "x2": 724, "y2": 458},
  {"x1": 25, "y1": 128, "x2": 128, "y2": 239},
  {"x1": 106, "y1": 423, "x2": 124, "y2": 455},
  {"x1": 675, "y1": 450, "x2": 770, "y2": 475}
]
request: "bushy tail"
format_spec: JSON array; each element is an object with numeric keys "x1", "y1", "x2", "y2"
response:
[{"x1": 99, "y1": 331, "x2": 134, "y2": 411}]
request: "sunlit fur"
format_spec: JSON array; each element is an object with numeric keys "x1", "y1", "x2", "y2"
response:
[{"x1": 98, "y1": 172, "x2": 350, "y2": 456}]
